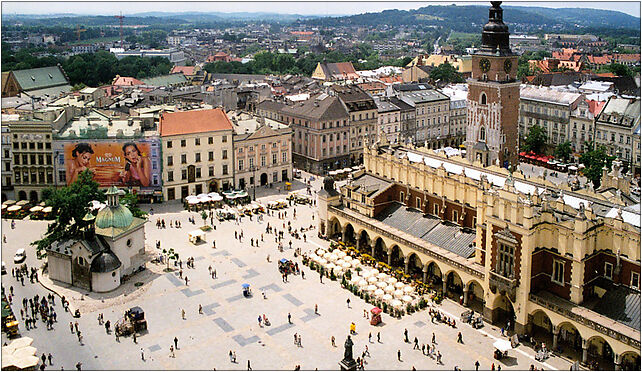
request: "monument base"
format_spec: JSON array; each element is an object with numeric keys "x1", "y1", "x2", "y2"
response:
[{"x1": 339, "y1": 358, "x2": 358, "y2": 371}]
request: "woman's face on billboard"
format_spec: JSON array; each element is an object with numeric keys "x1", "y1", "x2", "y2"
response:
[
  {"x1": 124, "y1": 145, "x2": 140, "y2": 164},
  {"x1": 77, "y1": 151, "x2": 92, "y2": 167}
]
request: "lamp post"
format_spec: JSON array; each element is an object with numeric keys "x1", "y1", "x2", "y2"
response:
[{"x1": 250, "y1": 165, "x2": 256, "y2": 200}]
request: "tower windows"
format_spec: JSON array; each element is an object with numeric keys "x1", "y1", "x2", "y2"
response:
[
  {"x1": 480, "y1": 92, "x2": 487, "y2": 105},
  {"x1": 480, "y1": 127, "x2": 486, "y2": 141}
]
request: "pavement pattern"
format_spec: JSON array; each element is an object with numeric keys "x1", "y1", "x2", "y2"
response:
[{"x1": 1, "y1": 173, "x2": 577, "y2": 370}]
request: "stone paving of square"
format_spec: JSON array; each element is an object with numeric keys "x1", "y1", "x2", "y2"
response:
[{"x1": 1, "y1": 174, "x2": 577, "y2": 370}]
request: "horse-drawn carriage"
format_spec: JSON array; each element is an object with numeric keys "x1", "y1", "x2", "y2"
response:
[{"x1": 115, "y1": 306, "x2": 147, "y2": 337}]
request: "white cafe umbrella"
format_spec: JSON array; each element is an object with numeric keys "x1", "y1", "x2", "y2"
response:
[
  {"x1": 197, "y1": 193, "x2": 208, "y2": 198},
  {"x1": 394, "y1": 282, "x2": 405, "y2": 289},
  {"x1": 403, "y1": 286, "x2": 414, "y2": 294},
  {"x1": 368, "y1": 276, "x2": 378, "y2": 283},
  {"x1": 185, "y1": 195, "x2": 198, "y2": 201},
  {"x1": 29, "y1": 206, "x2": 43, "y2": 212},
  {"x1": 386, "y1": 277, "x2": 398, "y2": 285},
  {"x1": 351, "y1": 258, "x2": 361, "y2": 266},
  {"x1": 310, "y1": 254, "x2": 319, "y2": 262},
  {"x1": 7, "y1": 205, "x2": 20, "y2": 212},
  {"x1": 402, "y1": 295, "x2": 413, "y2": 303},
  {"x1": 391, "y1": 299, "x2": 403, "y2": 308},
  {"x1": 323, "y1": 252, "x2": 332, "y2": 259},
  {"x1": 341, "y1": 261, "x2": 352, "y2": 269},
  {"x1": 366, "y1": 284, "x2": 377, "y2": 292},
  {"x1": 358, "y1": 279, "x2": 369, "y2": 288},
  {"x1": 493, "y1": 340, "x2": 513, "y2": 353},
  {"x1": 328, "y1": 253, "x2": 339, "y2": 262},
  {"x1": 369, "y1": 268, "x2": 380, "y2": 276},
  {"x1": 374, "y1": 289, "x2": 385, "y2": 298},
  {"x1": 361, "y1": 270, "x2": 374, "y2": 278},
  {"x1": 393, "y1": 289, "x2": 404, "y2": 298},
  {"x1": 377, "y1": 273, "x2": 388, "y2": 280},
  {"x1": 384, "y1": 285, "x2": 396, "y2": 293},
  {"x1": 336, "y1": 251, "x2": 347, "y2": 259},
  {"x1": 318, "y1": 258, "x2": 328, "y2": 265},
  {"x1": 377, "y1": 281, "x2": 388, "y2": 289},
  {"x1": 350, "y1": 276, "x2": 362, "y2": 284},
  {"x1": 210, "y1": 194, "x2": 224, "y2": 202},
  {"x1": 188, "y1": 199, "x2": 200, "y2": 204},
  {"x1": 326, "y1": 263, "x2": 337, "y2": 271},
  {"x1": 316, "y1": 248, "x2": 326, "y2": 256},
  {"x1": 382, "y1": 294, "x2": 393, "y2": 302}
]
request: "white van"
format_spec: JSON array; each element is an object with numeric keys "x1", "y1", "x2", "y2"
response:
[{"x1": 13, "y1": 248, "x2": 26, "y2": 264}]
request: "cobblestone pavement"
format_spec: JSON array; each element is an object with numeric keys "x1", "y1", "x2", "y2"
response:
[{"x1": 1, "y1": 177, "x2": 576, "y2": 370}]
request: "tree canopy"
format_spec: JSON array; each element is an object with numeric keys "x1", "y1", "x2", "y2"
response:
[
  {"x1": 521, "y1": 125, "x2": 548, "y2": 154},
  {"x1": 429, "y1": 62, "x2": 464, "y2": 84},
  {"x1": 554, "y1": 141, "x2": 573, "y2": 163},
  {"x1": 579, "y1": 143, "x2": 614, "y2": 189},
  {"x1": 32, "y1": 170, "x2": 105, "y2": 255}
]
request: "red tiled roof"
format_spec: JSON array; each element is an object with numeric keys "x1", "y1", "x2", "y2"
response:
[
  {"x1": 586, "y1": 100, "x2": 606, "y2": 116},
  {"x1": 112, "y1": 75, "x2": 144, "y2": 86},
  {"x1": 594, "y1": 72, "x2": 617, "y2": 78},
  {"x1": 613, "y1": 54, "x2": 640, "y2": 62},
  {"x1": 159, "y1": 108, "x2": 233, "y2": 137},
  {"x1": 379, "y1": 76, "x2": 403, "y2": 84},
  {"x1": 170, "y1": 66, "x2": 196, "y2": 76},
  {"x1": 587, "y1": 55, "x2": 612, "y2": 65},
  {"x1": 290, "y1": 31, "x2": 314, "y2": 36},
  {"x1": 214, "y1": 51, "x2": 229, "y2": 57}
]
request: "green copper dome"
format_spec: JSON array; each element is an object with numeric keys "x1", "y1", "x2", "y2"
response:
[
  {"x1": 95, "y1": 204, "x2": 133, "y2": 229},
  {"x1": 95, "y1": 186, "x2": 133, "y2": 229}
]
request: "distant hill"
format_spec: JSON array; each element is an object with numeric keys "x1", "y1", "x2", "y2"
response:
[{"x1": 299, "y1": 4, "x2": 640, "y2": 33}]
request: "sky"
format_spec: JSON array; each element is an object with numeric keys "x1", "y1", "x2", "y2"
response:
[{"x1": 2, "y1": 0, "x2": 640, "y2": 17}]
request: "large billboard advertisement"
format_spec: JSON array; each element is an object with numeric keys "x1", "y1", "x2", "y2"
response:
[{"x1": 64, "y1": 140, "x2": 161, "y2": 188}]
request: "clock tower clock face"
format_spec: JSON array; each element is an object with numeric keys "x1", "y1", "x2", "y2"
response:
[
  {"x1": 479, "y1": 58, "x2": 491, "y2": 73},
  {"x1": 504, "y1": 59, "x2": 512, "y2": 73}
]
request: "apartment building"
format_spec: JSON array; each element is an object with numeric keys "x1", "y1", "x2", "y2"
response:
[
  {"x1": 594, "y1": 96, "x2": 641, "y2": 174},
  {"x1": 331, "y1": 85, "x2": 378, "y2": 164}
]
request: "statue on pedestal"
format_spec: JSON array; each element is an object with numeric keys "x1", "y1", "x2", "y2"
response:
[{"x1": 343, "y1": 335, "x2": 354, "y2": 362}]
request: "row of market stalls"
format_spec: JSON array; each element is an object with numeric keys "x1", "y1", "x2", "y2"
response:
[
  {"x1": 328, "y1": 166, "x2": 362, "y2": 181},
  {"x1": 1, "y1": 337, "x2": 39, "y2": 370},
  {"x1": 1, "y1": 200, "x2": 53, "y2": 220},
  {"x1": 519, "y1": 152, "x2": 583, "y2": 174}
]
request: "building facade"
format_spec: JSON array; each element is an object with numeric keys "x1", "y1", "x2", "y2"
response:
[
  {"x1": 331, "y1": 85, "x2": 378, "y2": 164},
  {"x1": 230, "y1": 112, "x2": 292, "y2": 190},
  {"x1": 519, "y1": 87, "x2": 584, "y2": 150},
  {"x1": 321, "y1": 142, "x2": 640, "y2": 370},
  {"x1": 159, "y1": 109, "x2": 234, "y2": 200},
  {"x1": 594, "y1": 97, "x2": 641, "y2": 174},
  {"x1": 1, "y1": 121, "x2": 14, "y2": 201},
  {"x1": 569, "y1": 99, "x2": 601, "y2": 153}
]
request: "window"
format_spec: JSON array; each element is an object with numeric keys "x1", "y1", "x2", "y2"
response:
[
  {"x1": 209, "y1": 166, "x2": 214, "y2": 177},
  {"x1": 167, "y1": 171, "x2": 174, "y2": 182},
  {"x1": 632, "y1": 272, "x2": 640, "y2": 290},
  {"x1": 207, "y1": 151, "x2": 213, "y2": 161},
  {"x1": 453, "y1": 210, "x2": 458, "y2": 223},
  {"x1": 282, "y1": 152, "x2": 287, "y2": 163},
  {"x1": 238, "y1": 159, "x2": 244, "y2": 170},
  {"x1": 208, "y1": 137, "x2": 213, "y2": 144},
  {"x1": 481, "y1": 93, "x2": 487, "y2": 105},
  {"x1": 166, "y1": 156, "x2": 174, "y2": 166},
  {"x1": 181, "y1": 139, "x2": 186, "y2": 147},
  {"x1": 181, "y1": 169, "x2": 187, "y2": 180},
  {"x1": 195, "y1": 138, "x2": 200, "y2": 146},
  {"x1": 249, "y1": 158, "x2": 254, "y2": 168},
  {"x1": 195, "y1": 153, "x2": 201, "y2": 162},
  {"x1": 272, "y1": 153, "x2": 277, "y2": 165},
  {"x1": 472, "y1": 216, "x2": 477, "y2": 227},
  {"x1": 497, "y1": 243, "x2": 514, "y2": 278},
  {"x1": 400, "y1": 191, "x2": 404, "y2": 202},
  {"x1": 222, "y1": 164, "x2": 228, "y2": 175},
  {"x1": 480, "y1": 127, "x2": 486, "y2": 141},
  {"x1": 181, "y1": 154, "x2": 187, "y2": 164},
  {"x1": 416, "y1": 197, "x2": 421, "y2": 209},
  {"x1": 261, "y1": 144, "x2": 266, "y2": 150},
  {"x1": 434, "y1": 204, "x2": 439, "y2": 216},
  {"x1": 195, "y1": 167, "x2": 201, "y2": 178},
  {"x1": 552, "y1": 260, "x2": 564, "y2": 285},
  {"x1": 222, "y1": 135, "x2": 228, "y2": 143},
  {"x1": 222, "y1": 150, "x2": 228, "y2": 160},
  {"x1": 261, "y1": 155, "x2": 266, "y2": 167},
  {"x1": 604, "y1": 262, "x2": 613, "y2": 280}
]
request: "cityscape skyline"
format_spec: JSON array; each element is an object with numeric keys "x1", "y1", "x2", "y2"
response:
[{"x1": 2, "y1": 1, "x2": 640, "y2": 18}]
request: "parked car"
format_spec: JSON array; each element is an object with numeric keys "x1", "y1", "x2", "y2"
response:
[{"x1": 13, "y1": 248, "x2": 26, "y2": 264}]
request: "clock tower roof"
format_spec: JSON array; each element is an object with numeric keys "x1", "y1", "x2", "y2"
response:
[{"x1": 479, "y1": 1, "x2": 513, "y2": 56}]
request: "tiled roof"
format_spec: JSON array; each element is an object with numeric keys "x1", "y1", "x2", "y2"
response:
[
  {"x1": 159, "y1": 108, "x2": 233, "y2": 137},
  {"x1": 350, "y1": 173, "x2": 392, "y2": 197},
  {"x1": 112, "y1": 75, "x2": 144, "y2": 86},
  {"x1": 11, "y1": 66, "x2": 69, "y2": 91},
  {"x1": 586, "y1": 100, "x2": 606, "y2": 116},
  {"x1": 170, "y1": 66, "x2": 196, "y2": 76},
  {"x1": 281, "y1": 93, "x2": 348, "y2": 121},
  {"x1": 520, "y1": 86, "x2": 583, "y2": 106},
  {"x1": 375, "y1": 203, "x2": 476, "y2": 259},
  {"x1": 320, "y1": 62, "x2": 359, "y2": 80}
]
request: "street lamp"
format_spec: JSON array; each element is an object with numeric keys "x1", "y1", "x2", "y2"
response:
[{"x1": 250, "y1": 165, "x2": 256, "y2": 201}]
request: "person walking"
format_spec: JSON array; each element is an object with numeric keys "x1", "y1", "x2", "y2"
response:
[
  {"x1": 397, "y1": 349, "x2": 402, "y2": 361},
  {"x1": 47, "y1": 353, "x2": 52, "y2": 365},
  {"x1": 431, "y1": 332, "x2": 436, "y2": 344},
  {"x1": 133, "y1": 332, "x2": 137, "y2": 344},
  {"x1": 475, "y1": 360, "x2": 480, "y2": 371},
  {"x1": 170, "y1": 345, "x2": 175, "y2": 358},
  {"x1": 247, "y1": 360, "x2": 252, "y2": 370},
  {"x1": 288, "y1": 313, "x2": 292, "y2": 324},
  {"x1": 331, "y1": 336, "x2": 335, "y2": 347},
  {"x1": 141, "y1": 348, "x2": 145, "y2": 361},
  {"x1": 368, "y1": 332, "x2": 372, "y2": 343},
  {"x1": 346, "y1": 298, "x2": 351, "y2": 308},
  {"x1": 199, "y1": 304, "x2": 203, "y2": 314},
  {"x1": 413, "y1": 337, "x2": 419, "y2": 349},
  {"x1": 229, "y1": 350, "x2": 233, "y2": 362},
  {"x1": 174, "y1": 337, "x2": 178, "y2": 349},
  {"x1": 181, "y1": 309, "x2": 186, "y2": 320},
  {"x1": 404, "y1": 328, "x2": 409, "y2": 343},
  {"x1": 314, "y1": 304, "x2": 318, "y2": 314},
  {"x1": 377, "y1": 332, "x2": 381, "y2": 343},
  {"x1": 457, "y1": 332, "x2": 463, "y2": 344}
]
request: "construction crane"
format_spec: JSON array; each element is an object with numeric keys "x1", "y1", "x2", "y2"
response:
[
  {"x1": 76, "y1": 25, "x2": 87, "y2": 42},
  {"x1": 114, "y1": 12, "x2": 125, "y2": 49}
]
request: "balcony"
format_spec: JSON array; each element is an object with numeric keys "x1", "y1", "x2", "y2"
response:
[{"x1": 489, "y1": 270, "x2": 518, "y2": 302}]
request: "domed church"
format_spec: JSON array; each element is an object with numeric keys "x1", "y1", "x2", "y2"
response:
[{"x1": 46, "y1": 186, "x2": 147, "y2": 292}]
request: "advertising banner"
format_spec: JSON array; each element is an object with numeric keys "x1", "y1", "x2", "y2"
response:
[{"x1": 64, "y1": 140, "x2": 160, "y2": 188}]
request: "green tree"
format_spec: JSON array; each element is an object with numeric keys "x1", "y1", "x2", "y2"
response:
[
  {"x1": 32, "y1": 170, "x2": 105, "y2": 255},
  {"x1": 599, "y1": 63, "x2": 634, "y2": 77},
  {"x1": 161, "y1": 248, "x2": 179, "y2": 271},
  {"x1": 429, "y1": 62, "x2": 464, "y2": 84},
  {"x1": 201, "y1": 210, "x2": 208, "y2": 225},
  {"x1": 554, "y1": 141, "x2": 573, "y2": 163},
  {"x1": 521, "y1": 125, "x2": 548, "y2": 154},
  {"x1": 579, "y1": 144, "x2": 615, "y2": 188},
  {"x1": 120, "y1": 192, "x2": 147, "y2": 219}
]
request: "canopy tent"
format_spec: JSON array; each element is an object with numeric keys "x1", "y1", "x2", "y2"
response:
[
  {"x1": 493, "y1": 340, "x2": 513, "y2": 353},
  {"x1": 377, "y1": 273, "x2": 388, "y2": 280},
  {"x1": 188, "y1": 229, "x2": 206, "y2": 243},
  {"x1": 241, "y1": 283, "x2": 250, "y2": 289},
  {"x1": 7, "y1": 205, "x2": 21, "y2": 212}
]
